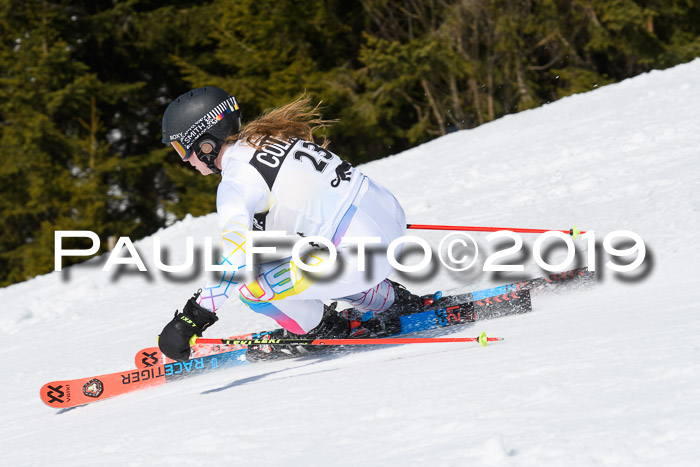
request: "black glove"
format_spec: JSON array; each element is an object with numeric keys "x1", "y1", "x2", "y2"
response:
[{"x1": 158, "y1": 291, "x2": 218, "y2": 361}]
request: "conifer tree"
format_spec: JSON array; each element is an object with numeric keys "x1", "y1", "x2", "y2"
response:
[{"x1": 0, "y1": 1, "x2": 136, "y2": 284}]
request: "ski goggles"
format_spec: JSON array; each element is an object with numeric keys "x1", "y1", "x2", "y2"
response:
[{"x1": 171, "y1": 141, "x2": 193, "y2": 161}]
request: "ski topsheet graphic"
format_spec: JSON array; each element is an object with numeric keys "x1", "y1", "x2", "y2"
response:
[{"x1": 41, "y1": 350, "x2": 249, "y2": 408}]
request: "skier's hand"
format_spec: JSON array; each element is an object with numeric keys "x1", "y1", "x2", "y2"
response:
[{"x1": 158, "y1": 291, "x2": 218, "y2": 361}]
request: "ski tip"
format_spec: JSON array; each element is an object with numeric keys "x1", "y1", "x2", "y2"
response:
[
  {"x1": 134, "y1": 347, "x2": 162, "y2": 369},
  {"x1": 478, "y1": 331, "x2": 488, "y2": 347}
]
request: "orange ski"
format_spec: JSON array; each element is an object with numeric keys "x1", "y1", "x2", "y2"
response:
[
  {"x1": 40, "y1": 365, "x2": 167, "y2": 408},
  {"x1": 42, "y1": 349, "x2": 249, "y2": 409}
]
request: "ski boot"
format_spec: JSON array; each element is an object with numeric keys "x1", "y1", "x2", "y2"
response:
[
  {"x1": 385, "y1": 280, "x2": 428, "y2": 316},
  {"x1": 341, "y1": 280, "x2": 428, "y2": 338},
  {"x1": 246, "y1": 303, "x2": 358, "y2": 361}
]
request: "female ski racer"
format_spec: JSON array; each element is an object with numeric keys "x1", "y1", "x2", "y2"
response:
[{"x1": 157, "y1": 87, "x2": 425, "y2": 361}]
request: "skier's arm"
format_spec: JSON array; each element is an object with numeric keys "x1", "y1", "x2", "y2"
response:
[
  {"x1": 196, "y1": 171, "x2": 271, "y2": 311},
  {"x1": 158, "y1": 164, "x2": 269, "y2": 361}
]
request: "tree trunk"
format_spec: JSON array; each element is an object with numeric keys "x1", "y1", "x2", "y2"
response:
[
  {"x1": 421, "y1": 78, "x2": 446, "y2": 135},
  {"x1": 514, "y1": 53, "x2": 533, "y2": 109},
  {"x1": 486, "y1": 57, "x2": 495, "y2": 121},
  {"x1": 470, "y1": 6, "x2": 484, "y2": 125},
  {"x1": 448, "y1": 73, "x2": 467, "y2": 129}
]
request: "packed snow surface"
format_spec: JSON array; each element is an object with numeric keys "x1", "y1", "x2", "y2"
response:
[{"x1": 2, "y1": 59, "x2": 700, "y2": 466}]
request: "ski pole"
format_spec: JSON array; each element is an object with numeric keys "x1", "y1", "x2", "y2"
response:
[
  {"x1": 407, "y1": 223, "x2": 584, "y2": 238},
  {"x1": 195, "y1": 331, "x2": 501, "y2": 347}
]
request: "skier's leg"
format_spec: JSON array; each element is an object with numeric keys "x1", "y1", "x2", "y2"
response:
[
  {"x1": 340, "y1": 279, "x2": 396, "y2": 314},
  {"x1": 238, "y1": 178, "x2": 416, "y2": 334},
  {"x1": 331, "y1": 179, "x2": 424, "y2": 316},
  {"x1": 237, "y1": 255, "x2": 328, "y2": 334},
  {"x1": 243, "y1": 298, "x2": 325, "y2": 335}
]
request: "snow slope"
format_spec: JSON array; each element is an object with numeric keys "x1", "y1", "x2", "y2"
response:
[{"x1": 2, "y1": 59, "x2": 700, "y2": 466}]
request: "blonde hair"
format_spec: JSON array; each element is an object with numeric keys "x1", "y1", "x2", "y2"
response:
[{"x1": 228, "y1": 94, "x2": 336, "y2": 149}]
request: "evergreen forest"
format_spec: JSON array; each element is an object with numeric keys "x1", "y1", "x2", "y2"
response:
[{"x1": 1, "y1": 0, "x2": 699, "y2": 285}]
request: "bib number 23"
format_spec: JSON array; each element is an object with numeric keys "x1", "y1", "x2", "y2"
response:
[{"x1": 293, "y1": 141, "x2": 333, "y2": 173}]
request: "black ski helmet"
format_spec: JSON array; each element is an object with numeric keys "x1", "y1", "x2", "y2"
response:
[{"x1": 161, "y1": 86, "x2": 241, "y2": 174}]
